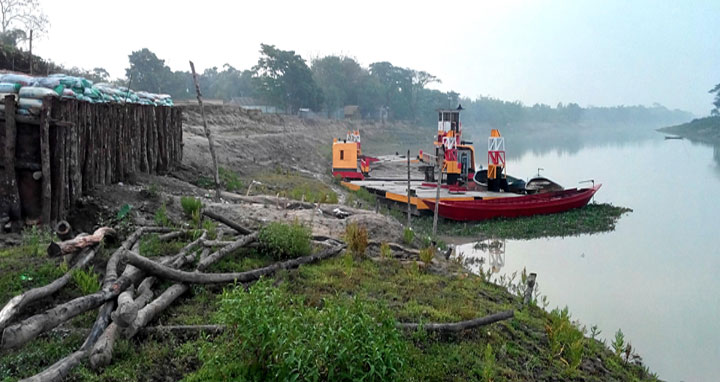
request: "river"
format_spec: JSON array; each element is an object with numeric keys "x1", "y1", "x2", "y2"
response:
[{"x1": 451, "y1": 125, "x2": 720, "y2": 382}]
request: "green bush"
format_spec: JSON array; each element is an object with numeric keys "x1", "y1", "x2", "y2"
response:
[
  {"x1": 186, "y1": 280, "x2": 406, "y2": 382},
  {"x1": 403, "y1": 227, "x2": 414, "y2": 246},
  {"x1": 258, "y1": 221, "x2": 312, "y2": 260},
  {"x1": 344, "y1": 222, "x2": 368, "y2": 257}
]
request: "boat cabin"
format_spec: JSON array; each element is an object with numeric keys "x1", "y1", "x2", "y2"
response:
[{"x1": 436, "y1": 107, "x2": 475, "y2": 186}]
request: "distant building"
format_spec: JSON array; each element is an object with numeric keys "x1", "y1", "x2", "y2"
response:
[
  {"x1": 228, "y1": 97, "x2": 280, "y2": 114},
  {"x1": 344, "y1": 105, "x2": 361, "y2": 120}
]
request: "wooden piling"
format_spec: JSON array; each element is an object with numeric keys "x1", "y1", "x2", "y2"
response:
[
  {"x1": 4, "y1": 95, "x2": 21, "y2": 220},
  {"x1": 39, "y1": 97, "x2": 52, "y2": 224}
]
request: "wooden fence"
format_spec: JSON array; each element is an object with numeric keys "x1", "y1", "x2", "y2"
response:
[{"x1": 0, "y1": 96, "x2": 183, "y2": 225}]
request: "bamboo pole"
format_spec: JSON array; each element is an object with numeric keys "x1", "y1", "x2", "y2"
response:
[
  {"x1": 39, "y1": 97, "x2": 52, "y2": 224},
  {"x1": 190, "y1": 60, "x2": 220, "y2": 200},
  {"x1": 4, "y1": 95, "x2": 20, "y2": 220},
  {"x1": 406, "y1": 149, "x2": 411, "y2": 227}
]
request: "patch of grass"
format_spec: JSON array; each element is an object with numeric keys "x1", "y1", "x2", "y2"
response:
[
  {"x1": 344, "y1": 222, "x2": 368, "y2": 257},
  {"x1": 72, "y1": 268, "x2": 101, "y2": 295},
  {"x1": 219, "y1": 167, "x2": 244, "y2": 192},
  {"x1": 411, "y1": 203, "x2": 632, "y2": 240},
  {"x1": 258, "y1": 221, "x2": 312, "y2": 260},
  {"x1": 186, "y1": 280, "x2": 406, "y2": 382},
  {"x1": 139, "y1": 234, "x2": 187, "y2": 258},
  {"x1": 345, "y1": 187, "x2": 377, "y2": 208},
  {"x1": 252, "y1": 171, "x2": 338, "y2": 204}
]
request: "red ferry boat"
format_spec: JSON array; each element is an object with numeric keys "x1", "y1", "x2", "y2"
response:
[{"x1": 422, "y1": 184, "x2": 601, "y2": 221}]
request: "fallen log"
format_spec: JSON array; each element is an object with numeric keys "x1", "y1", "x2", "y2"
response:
[
  {"x1": 396, "y1": 310, "x2": 515, "y2": 332},
  {"x1": 0, "y1": 248, "x2": 96, "y2": 332},
  {"x1": 217, "y1": 192, "x2": 368, "y2": 217},
  {"x1": 47, "y1": 227, "x2": 115, "y2": 257},
  {"x1": 19, "y1": 300, "x2": 115, "y2": 382},
  {"x1": 367, "y1": 241, "x2": 420, "y2": 258},
  {"x1": 123, "y1": 243, "x2": 345, "y2": 284},
  {"x1": 202, "y1": 210, "x2": 252, "y2": 234}
]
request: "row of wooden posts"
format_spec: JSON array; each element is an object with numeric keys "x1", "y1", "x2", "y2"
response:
[{"x1": 0, "y1": 96, "x2": 183, "y2": 225}]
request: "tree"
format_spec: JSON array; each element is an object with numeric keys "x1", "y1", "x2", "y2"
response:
[
  {"x1": 710, "y1": 83, "x2": 720, "y2": 116},
  {"x1": 252, "y1": 44, "x2": 322, "y2": 114},
  {"x1": 92, "y1": 67, "x2": 110, "y2": 83},
  {"x1": 312, "y1": 55, "x2": 365, "y2": 117},
  {"x1": 125, "y1": 48, "x2": 174, "y2": 94},
  {"x1": 0, "y1": 0, "x2": 48, "y2": 39}
]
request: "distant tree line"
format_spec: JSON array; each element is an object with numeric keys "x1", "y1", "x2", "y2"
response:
[{"x1": 0, "y1": 38, "x2": 694, "y2": 127}]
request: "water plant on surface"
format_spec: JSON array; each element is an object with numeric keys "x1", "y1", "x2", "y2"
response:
[
  {"x1": 258, "y1": 221, "x2": 312, "y2": 260},
  {"x1": 186, "y1": 280, "x2": 406, "y2": 381},
  {"x1": 344, "y1": 222, "x2": 368, "y2": 257}
]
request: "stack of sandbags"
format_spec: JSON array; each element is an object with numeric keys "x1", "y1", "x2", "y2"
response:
[{"x1": 17, "y1": 86, "x2": 59, "y2": 115}]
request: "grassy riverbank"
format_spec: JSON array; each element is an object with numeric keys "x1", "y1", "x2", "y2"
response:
[{"x1": 1, "y1": 219, "x2": 655, "y2": 381}]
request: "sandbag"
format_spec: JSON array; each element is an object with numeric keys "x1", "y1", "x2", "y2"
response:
[
  {"x1": 0, "y1": 74, "x2": 34, "y2": 86},
  {"x1": 19, "y1": 86, "x2": 59, "y2": 99},
  {"x1": 0, "y1": 82, "x2": 20, "y2": 93},
  {"x1": 18, "y1": 98, "x2": 43, "y2": 115}
]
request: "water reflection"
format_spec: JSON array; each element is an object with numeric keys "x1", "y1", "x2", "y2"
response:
[{"x1": 455, "y1": 239, "x2": 506, "y2": 275}]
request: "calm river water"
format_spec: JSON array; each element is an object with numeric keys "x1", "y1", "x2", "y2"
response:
[{"x1": 451, "y1": 126, "x2": 720, "y2": 382}]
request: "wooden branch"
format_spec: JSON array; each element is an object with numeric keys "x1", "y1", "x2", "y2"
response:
[
  {"x1": 0, "y1": 227, "x2": 171, "y2": 349},
  {"x1": 189, "y1": 60, "x2": 221, "y2": 201},
  {"x1": 0, "y1": 249, "x2": 96, "y2": 331},
  {"x1": 202, "y1": 210, "x2": 252, "y2": 234},
  {"x1": 47, "y1": 227, "x2": 115, "y2": 257},
  {"x1": 123, "y1": 244, "x2": 345, "y2": 284},
  {"x1": 19, "y1": 300, "x2": 115, "y2": 382},
  {"x1": 196, "y1": 232, "x2": 257, "y2": 270},
  {"x1": 396, "y1": 310, "x2": 515, "y2": 332}
]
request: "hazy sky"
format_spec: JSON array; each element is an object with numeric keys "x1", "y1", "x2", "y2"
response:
[{"x1": 34, "y1": 0, "x2": 719, "y2": 116}]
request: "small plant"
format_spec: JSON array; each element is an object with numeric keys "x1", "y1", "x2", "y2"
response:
[
  {"x1": 116, "y1": 203, "x2": 133, "y2": 221},
  {"x1": 344, "y1": 222, "x2": 368, "y2": 257},
  {"x1": 380, "y1": 242, "x2": 392, "y2": 258},
  {"x1": 72, "y1": 269, "x2": 101, "y2": 294},
  {"x1": 612, "y1": 328, "x2": 625, "y2": 357},
  {"x1": 482, "y1": 343, "x2": 496, "y2": 382},
  {"x1": 419, "y1": 246, "x2": 435, "y2": 266},
  {"x1": 590, "y1": 324, "x2": 601, "y2": 340},
  {"x1": 258, "y1": 221, "x2": 312, "y2": 260},
  {"x1": 180, "y1": 196, "x2": 203, "y2": 219},
  {"x1": 144, "y1": 183, "x2": 160, "y2": 198},
  {"x1": 545, "y1": 307, "x2": 585, "y2": 373},
  {"x1": 202, "y1": 219, "x2": 218, "y2": 240},
  {"x1": 403, "y1": 227, "x2": 414, "y2": 245},
  {"x1": 154, "y1": 202, "x2": 173, "y2": 227},
  {"x1": 219, "y1": 167, "x2": 244, "y2": 192}
]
